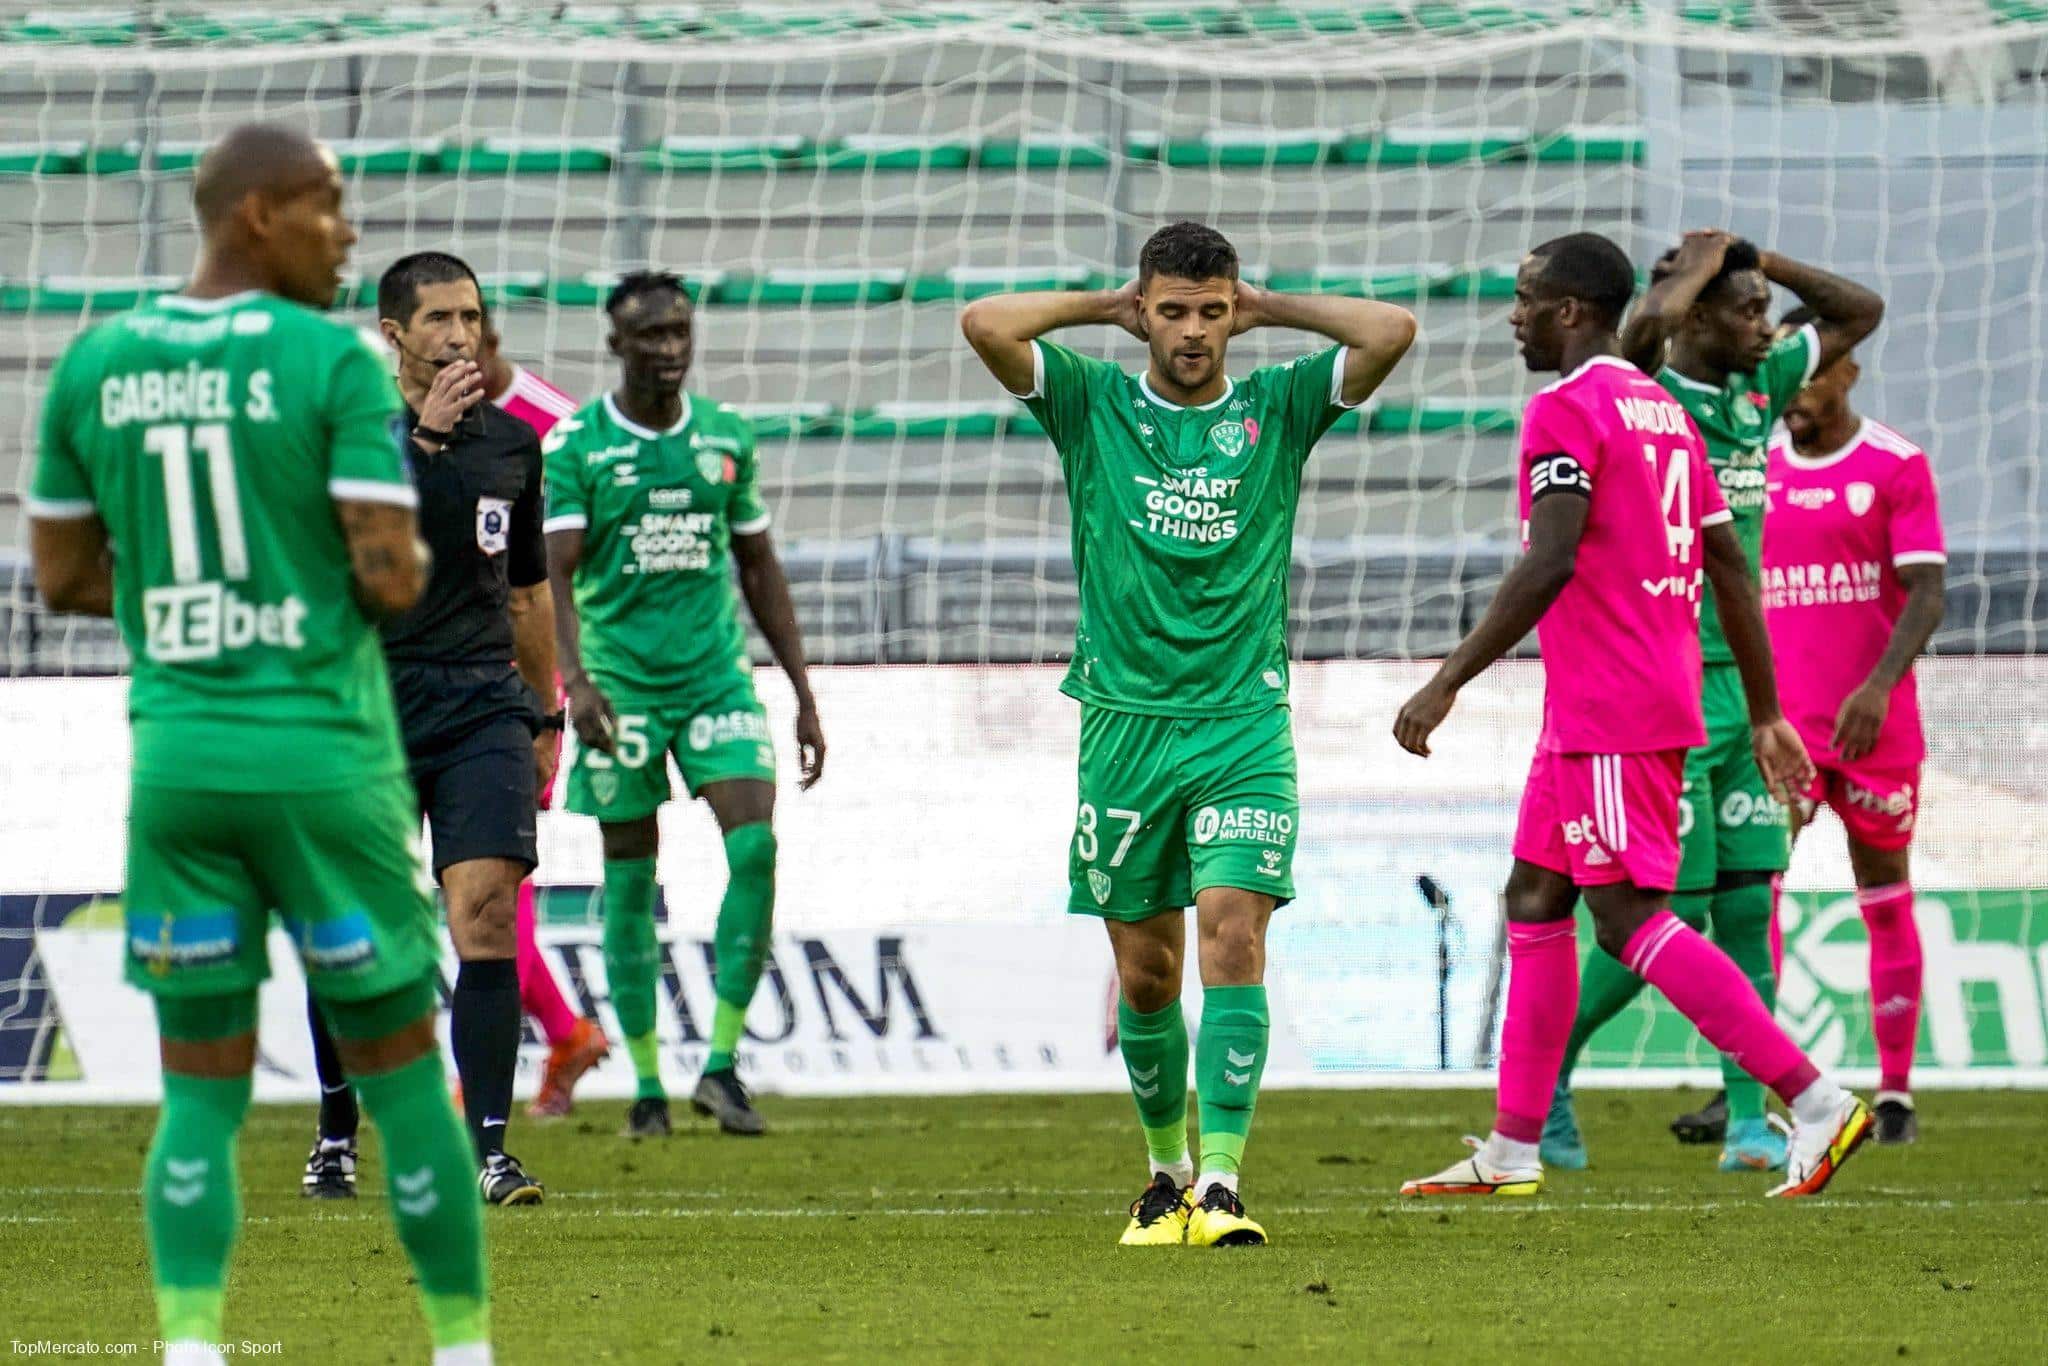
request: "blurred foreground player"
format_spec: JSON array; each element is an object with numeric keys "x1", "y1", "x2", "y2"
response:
[
  {"x1": 28, "y1": 124, "x2": 490, "y2": 1364},
  {"x1": 962, "y1": 221, "x2": 1416, "y2": 1245},
  {"x1": 479, "y1": 320, "x2": 613, "y2": 1119},
  {"x1": 1765, "y1": 309, "x2": 1945, "y2": 1144},
  {"x1": 545, "y1": 271, "x2": 826, "y2": 1138},
  {"x1": 1393, "y1": 233, "x2": 1872, "y2": 1200}
]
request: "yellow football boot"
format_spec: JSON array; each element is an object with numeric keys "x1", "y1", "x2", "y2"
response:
[
  {"x1": 1184, "y1": 1181, "x2": 1266, "y2": 1247},
  {"x1": 1119, "y1": 1173, "x2": 1192, "y2": 1246}
]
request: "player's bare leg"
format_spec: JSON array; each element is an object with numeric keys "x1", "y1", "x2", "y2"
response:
[
  {"x1": 691, "y1": 778, "x2": 779, "y2": 1135},
  {"x1": 1848, "y1": 834, "x2": 1921, "y2": 1143},
  {"x1": 445, "y1": 856, "x2": 544, "y2": 1204},
  {"x1": 1107, "y1": 911, "x2": 1195, "y2": 1245},
  {"x1": 1182, "y1": 887, "x2": 1275, "y2": 1246}
]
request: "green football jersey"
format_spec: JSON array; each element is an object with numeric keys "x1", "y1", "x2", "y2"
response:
[
  {"x1": 542, "y1": 391, "x2": 769, "y2": 697},
  {"x1": 29, "y1": 291, "x2": 414, "y2": 792},
  {"x1": 1659, "y1": 322, "x2": 1818, "y2": 664},
  {"x1": 1024, "y1": 339, "x2": 1354, "y2": 717}
]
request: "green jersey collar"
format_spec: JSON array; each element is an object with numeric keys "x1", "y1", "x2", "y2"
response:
[
  {"x1": 1138, "y1": 371, "x2": 1236, "y2": 412},
  {"x1": 604, "y1": 390, "x2": 693, "y2": 441},
  {"x1": 1660, "y1": 365, "x2": 1725, "y2": 396},
  {"x1": 159, "y1": 290, "x2": 261, "y2": 313}
]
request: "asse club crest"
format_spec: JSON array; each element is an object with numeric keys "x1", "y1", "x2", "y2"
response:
[
  {"x1": 1207, "y1": 420, "x2": 1248, "y2": 459},
  {"x1": 1088, "y1": 869, "x2": 1113, "y2": 906},
  {"x1": 695, "y1": 446, "x2": 726, "y2": 484}
]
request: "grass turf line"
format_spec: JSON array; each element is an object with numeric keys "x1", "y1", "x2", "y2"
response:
[{"x1": 2, "y1": 1090, "x2": 2044, "y2": 1363}]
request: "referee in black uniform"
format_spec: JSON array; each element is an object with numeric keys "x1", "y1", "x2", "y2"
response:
[{"x1": 302, "y1": 252, "x2": 559, "y2": 1206}]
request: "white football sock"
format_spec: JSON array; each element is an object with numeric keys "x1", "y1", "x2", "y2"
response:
[
  {"x1": 433, "y1": 1344, "x2": 493, "y2": 1366},
  {"x1": 1790, "y1": 1078, "x2": 1849, "y2": 1126},
  {"x1": 1482, "y1": 1132, "x2": 1541, "y2": 1171},
  {"x1": 164, "y1": 1345, "x2": 226, "y2": 1366},
  {"x1": 1151, "y1": 1150, "x2": 1194, "y2": 1189},
  {"x1": 1195, "y1": 1169, "x2": 1238, "y2": 1197}
]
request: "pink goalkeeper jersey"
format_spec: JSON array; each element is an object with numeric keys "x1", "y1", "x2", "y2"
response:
[
  {"x1": 1521, "y1": 355, "x2": 1730, "y2": 754},
  {"x1": 1763, "y1": 418, "x2": 1945, "y2": 766},
  {"x1": 493, "y1": 363, "x2": 578, "y2": 440}
]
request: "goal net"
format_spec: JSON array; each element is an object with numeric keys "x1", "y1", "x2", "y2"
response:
[{"x1": 2, "y1": 1, "x2": 2045, "y2": 1097}]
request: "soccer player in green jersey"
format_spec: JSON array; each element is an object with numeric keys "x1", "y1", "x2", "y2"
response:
[
  {"x1": 544, "y1": 270, "x2": 825, "y2": 1138},
  {"x1": 1544, "y1": 232, "x2": 1883, "y2": 1174},
  {"x1": 27, "y1": 124, "x2": 491, "y2": 1366},
  {"x1": 961, "y1": 222, "x2": 1416, "y2": 1247}
]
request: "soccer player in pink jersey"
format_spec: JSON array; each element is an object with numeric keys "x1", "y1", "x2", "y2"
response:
[
  {"x1": 1392, "y1": 234, "x2": 1872, "y2": 1199},
  {"x1": 480, "y1": 322, "x2": 613, "y2": 1118},
  {"x1": 1764, "y1": 307, "x2": 1946, "y2": 1144}
]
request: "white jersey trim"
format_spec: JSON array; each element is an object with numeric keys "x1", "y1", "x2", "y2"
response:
[
  {"x1": 1893, "y1": 550, "x2": 1948, "y2": 567},
  {"x1": 1794, "y1": 322, "x2": 1823, "y2": 386},
  {"x1": 25, "y1": 495, "x2": 98, "y2": 519},
  {"x1": 604, "y1": 391, "x2": 692, "y2": 440},
  {"x1": 1779, "y1": 418, "x2": 1870, "y2": 471},
  {"x1": 157, "y1": 290, "x2": 259, "y2": 313},
  {"x1": 731, "y1": 513, "x2": 772, "y2": 536},
  {"x1": 1138, "y1": 370, "x2": 1236, "y2": 412},
  {"x1": 328, "y1": 478, "x2": 418, "y2": 508},
  {"x1": 542, "y1": 512, "x2": 589, "y2": 534},
  {"x1": 1538, "y1": 353, "x2": 1636, "y2": 396},
  {"x1": 1009, "y1": 340, "x2": 1045, "y2": 400},
  {"x1": 1659, "y1": 366, "x2": 1720, "y2": 396},
  {"x1": 1702, "y1": 508, "x2": 1734, "y2": 527},
  {"x1": 505, "y1": 365, "x2": 579, "y2": 417},
  {"x1": 1863, "y1": 420, "x2": 1926, "y2": 459}
]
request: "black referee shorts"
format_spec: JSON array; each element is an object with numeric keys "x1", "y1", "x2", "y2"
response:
[{"x1": 388, "y1": 661, "x2": 541, "y2": 879}]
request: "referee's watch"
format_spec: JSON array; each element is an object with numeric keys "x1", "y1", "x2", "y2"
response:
[{"x1": 540, "y1": 708, "x2": 567, "y2": 732}]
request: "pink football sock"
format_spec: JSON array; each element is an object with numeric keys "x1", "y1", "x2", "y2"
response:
[
  {"x1": 1493, "y1": 920, "x2": 1580, "y2": 1144},
  {"x1": 1768, "y1": 873, "x2": 1785, "y2": 979},
  {"x1": 517, "y1": 881, "x2": 580, "y2": 1046},
  {"x1": 1622, "y1": 910, "x2": 1820, "y2": 1103},
  {"x1": 1857, "y1": 883, "x2": 1922, "y2": 1094}
]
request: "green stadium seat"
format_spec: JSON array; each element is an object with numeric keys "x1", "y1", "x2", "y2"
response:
[
  {"x1": 452, "y1": 138, "x2": 619, "y2": 174},
  {"x1": 4, "y1": 13, "x2": 138, "y2": 43},
  {"x1": 83, "y1": 137, "x2": 443, "y2": 175},
  {"x1": 1126, "y1": 129, "x2": 1340, "y2": 167},
  {"x1": 1, "y1": 276, "x2": 181, "y2": 313},
  {"x1": 907, "y1": 266, "x2": 1105, "y2": 302},
  {"x1": 1265, "y1": 265, "x2": 1456, "y2": 299},
  {"x1": 1532, "y1": 125, "x2": 1647, "y2": 163},
  {"x1": 544, "y1": 270, "x2": 726, "y2": 307},
  {"x1": 153, "y1": 14, "x2": 331, "y2": 45},
  {"x1": 1341, "y1": 127, "x2": 1531, "y2": 166},
  {"x1": 714, "y1": 269, "x2": 908, "y2": 307},
  {"x1": 0, "y1": 141, "x2": 85, "y2": 175},
  {"x1": 1370, "y1": 399, "x2": 1519, "y2": 434},
  {"x1": 476, "y1": 273, "x2": 548, "y2": 307},
  {"x1": 1438, "y1": 264, "x2": 1519, "y2": 298},
  {"x1": 730, "y1": 403, "x2": 840, "y2": 441},
  {"x1": 815, "y1": 136, "x2": 976, "y2": 172},
  {"x1": 844, "y1": 401, "x2": 1023, "y2": 440},
  {"x1": 976, "y1": 136, "x2": 1113, "y2": 170},
  {"x1": 643, "y1": 135, "x2": 808, "y2": 173}
]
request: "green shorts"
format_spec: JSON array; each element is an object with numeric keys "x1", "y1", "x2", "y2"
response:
[
  {"x1": 124, "y1": 778, "x2": 439, "y2": 1001},
  {"x1": 1677, "y1": 664, "x2": 1791, "y2": 892},
  {"x1": 565, "y1": 669, "x2": 777, "y2": 822},
  {"x1": 1069, "y1": 704, "x2": 1299, "y2": 921}
]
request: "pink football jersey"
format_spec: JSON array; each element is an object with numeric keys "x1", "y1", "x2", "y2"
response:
[
  {"x1": 494, "y1": 363, "x2": 578, "y2": 440},
  {"x1": 1763, "y1": 419, "x2": 1945, "y2": 766},
  {"x1": 1520, "y1": 355, "x2": 1729, "y2": 754}
]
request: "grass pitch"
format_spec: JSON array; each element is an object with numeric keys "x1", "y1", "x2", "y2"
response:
[{"x1": 4, "y1": 1089, "x2": 2044, "y2": 1363}]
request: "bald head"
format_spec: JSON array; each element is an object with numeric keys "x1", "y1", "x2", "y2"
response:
[{"x1": 192, "y1": 123, "x2": 334, "y2": 230}]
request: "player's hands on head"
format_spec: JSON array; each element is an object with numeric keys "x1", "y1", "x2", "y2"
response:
[
  {"x1": 1230, "y1": 279, "x2": 1267, "y2": 335},
  {"x1": 564, "y1": 673, "x2": 618, "y2": 753},
  {"x1": 1393, "y1": 678, "x2": 1457, "y2": 758},
  {"x1": 1108, "y1": 279, "x2": 1145, "y2": 340},
  {"x1": 418, "y1": 358, "x2": 485, "y2": 432},
  {"x1": 795, "y1": 702, "x2": 826, "y2": 791},
  {"x1": 1830, "y1": 682, "x2": 1890, "y2": 764},
  {"x1": 1750, "y1": 718, "x2": 1816, "y2": 807},
  {"x1": 1672, "y1": 229, "x2": 1735, "y2": 279}
]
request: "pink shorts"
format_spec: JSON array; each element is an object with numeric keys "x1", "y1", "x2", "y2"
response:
[
  {"x1": 1513, "y1": 748, "x2": 1686, "y2": 891},
  {"x1": 1797, "y1": 759, "x2": 1920, "y2": 851}
]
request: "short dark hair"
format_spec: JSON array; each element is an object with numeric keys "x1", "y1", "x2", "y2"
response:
[
  {"x1": 605, "y1": 269, "x2": 690, "y2": 319},
  {"x1": 378, "y1": 250, "x2": 481, "y2": 326},
  {"x1": 1528, "y1": 232, "x2": 1636, "y2": 325},
  {"x1": 1138, "y1": 221, "x2": 1239, "y2": 287},
  {"x1": 1780, "y1": 304, "x2": 1819, "y2": 331},
  {"x1": 1650, "y1": 236, "x2": 1762, "y2": 302}
]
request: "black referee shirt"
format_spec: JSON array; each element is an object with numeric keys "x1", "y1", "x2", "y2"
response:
[{"x1": 380, "y1": 400, "x2": 548, "y2": 665}]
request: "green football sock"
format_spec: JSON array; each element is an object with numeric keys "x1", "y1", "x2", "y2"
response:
[
  {"x1": 1557, "y1": 895, "x2": 1708, "y2": 1092},
  {"x1": 1116, "y1": 998, "x2": 1190, "y2": 1171},
  {"x1": 602, "y1": 855, "x2": 664, "y2": 1100},
  {"x1": 1709, "y1": 881, "x2": 1779, "y2": 1123},
  {"x1": 706, "y1": 823, "x2": 776, "y2": 1073},
  {"x1": 144, "y1": 1068, "x2": 251, "y2": 1346},
  {"x1": 1195, "y1": 984, "x2": 1270, "y2": 1179},
  {"x1": 354, "y1": 1051, "x2": 488, "y2": 1351}
]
